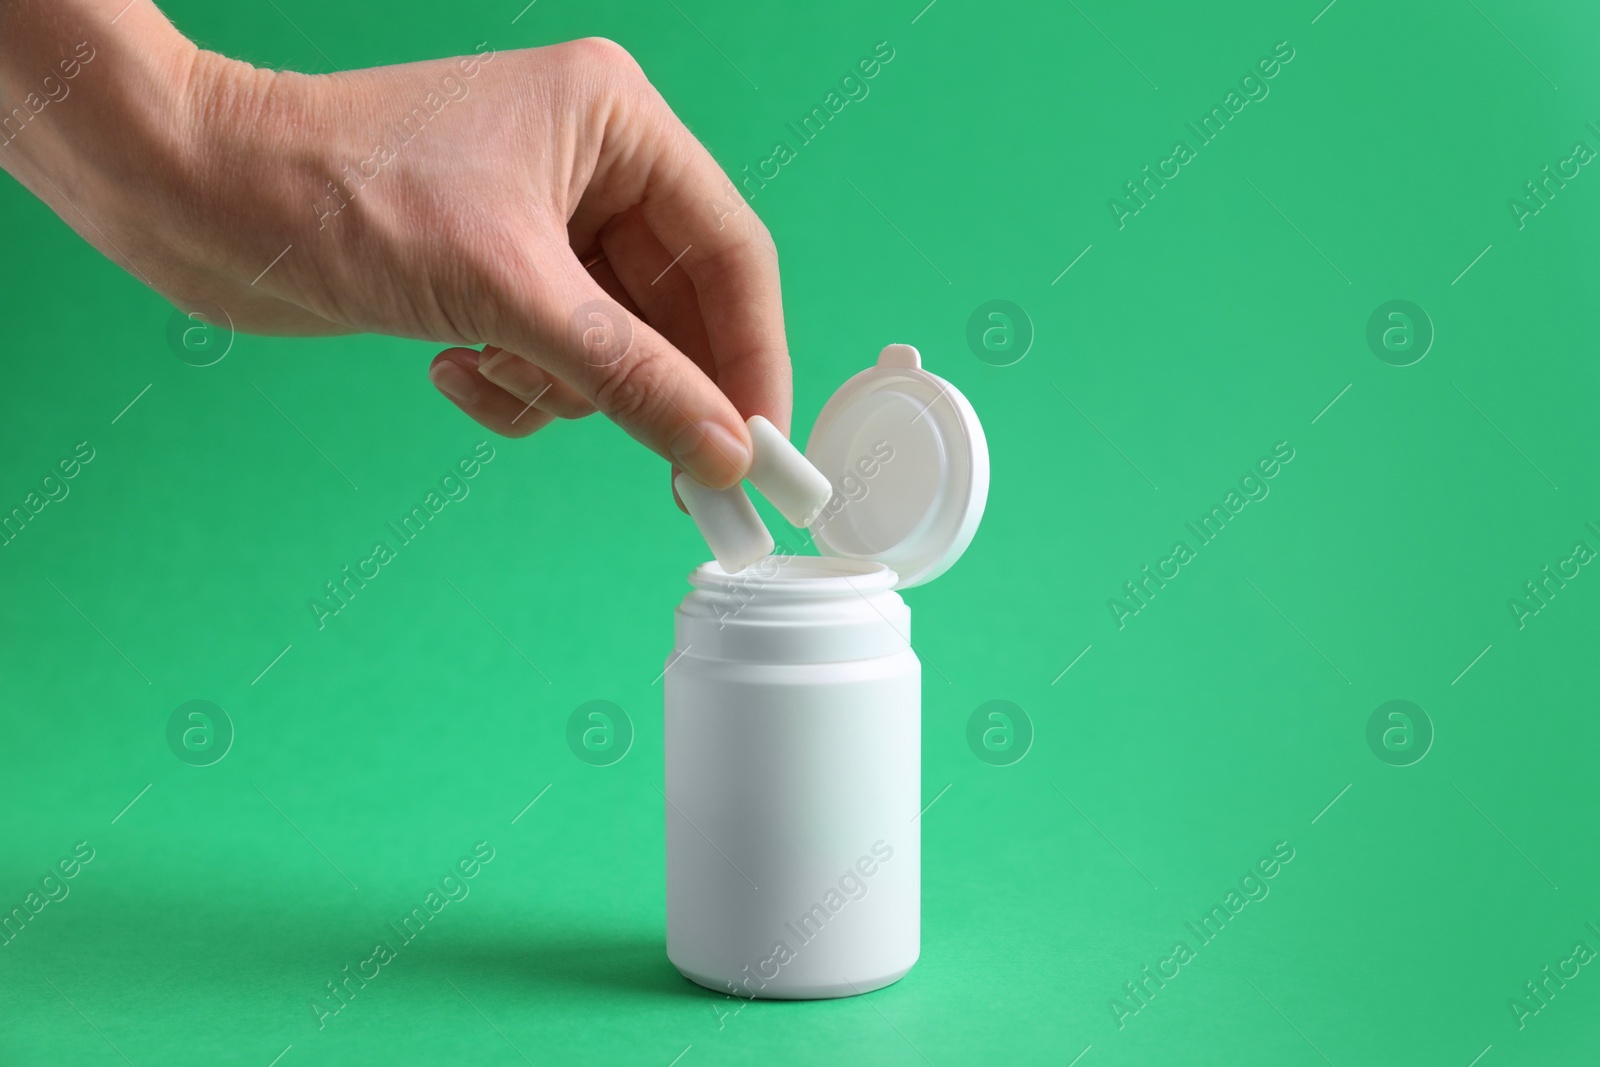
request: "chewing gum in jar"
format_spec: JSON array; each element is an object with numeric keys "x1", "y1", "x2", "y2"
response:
[{"x1": 675, "y1": 473, "x2": 775, "y2": 574}]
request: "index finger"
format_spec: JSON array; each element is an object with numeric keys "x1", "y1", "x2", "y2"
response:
[{"x1": 635, "y1": 119, "x2": 793, "y2": 437}]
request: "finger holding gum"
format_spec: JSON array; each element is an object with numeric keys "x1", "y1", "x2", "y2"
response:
[
  {"x1": 676, "y1": 415, "x2": 835, "y2": 571},
  {"x1": 674, "y1": 473, "x2": 775, "y2": 573}
]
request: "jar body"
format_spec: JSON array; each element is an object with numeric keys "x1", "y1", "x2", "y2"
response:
[{"x1": 664, "y1": 557, "x2": 920, "y2": 1000}]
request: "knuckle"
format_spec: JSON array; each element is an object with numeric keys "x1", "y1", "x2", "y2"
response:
[
  {"x1": 591, "y1": 350, "x2": 669, "y2": 427},
  {"x1": 549, "y1": 394, "x2": 599, "y2": 420},
  {"x1": 699, "y1": 233, "x2": 774, "y2": 291},
  {"x1": 746, "y1": 214, "x2": 779, "y2": 260},
  {"x1": 470, "y1": 245, "x2": 543, "y2": 337},
  {"x1": 562, "y1": 36, "x2": 643, "y2": 77}
]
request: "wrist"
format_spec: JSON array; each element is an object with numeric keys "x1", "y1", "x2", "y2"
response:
[{"x1": 0, "y1": 2, "x2": 200, "y2": 270}]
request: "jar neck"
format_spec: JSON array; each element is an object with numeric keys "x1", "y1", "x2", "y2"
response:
[{"x1": 675, "y1": 556, "x2": 911, "y2": 664}]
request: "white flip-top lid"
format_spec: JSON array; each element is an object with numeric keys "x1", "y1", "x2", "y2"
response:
[{"x1": 805, "y1": 344, "x2": 989, "y2": 589}]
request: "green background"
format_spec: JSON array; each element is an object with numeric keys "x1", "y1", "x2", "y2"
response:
[{"x1": 3, "y1": 0, "x2": 1598, "y2": 1063}]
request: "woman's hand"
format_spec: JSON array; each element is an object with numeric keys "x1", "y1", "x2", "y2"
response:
[{"x1": 0, "y1": 1, "x2": 789, "y2": 489}]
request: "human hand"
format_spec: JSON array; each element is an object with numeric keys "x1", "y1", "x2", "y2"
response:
[{"x1": 0, "y1": 1, "x2": 789, "y2": 489}]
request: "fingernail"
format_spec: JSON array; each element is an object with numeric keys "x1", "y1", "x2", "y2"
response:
[
  {"x1": 479, "y1": 350, "x2": 549, "y2": 402},
  {"x1": 670, "y1": 421, "x2": 751, "y2": 489},
  {"x1": 429, "y1": 361, "x2": 481, "y2": 405}
]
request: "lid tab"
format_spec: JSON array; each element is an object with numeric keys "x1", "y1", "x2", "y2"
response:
[{"x1": 876, "y1": 343, "x2": 921, "y2": 370}]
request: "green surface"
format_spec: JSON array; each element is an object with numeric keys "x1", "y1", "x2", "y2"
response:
[{"x1": 3, "y1": 0, "x2": 1599, "y2": 1064}]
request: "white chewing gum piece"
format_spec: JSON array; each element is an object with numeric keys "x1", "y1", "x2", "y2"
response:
[
  {"x1": 745, "y1": 415, "x2": 836, "y2": 528},
  {"x1": 675, "y1": 473, "x2": 776, "y2": 574}
]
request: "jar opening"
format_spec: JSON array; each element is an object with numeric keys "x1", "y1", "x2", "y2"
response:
[{"x1": 689, "y1": 554, "x2": 898, "y2": 596}]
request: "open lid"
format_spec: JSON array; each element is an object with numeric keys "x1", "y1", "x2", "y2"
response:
[{"x1": 805, "y1": 344, "x2": 989, "y2": 589}]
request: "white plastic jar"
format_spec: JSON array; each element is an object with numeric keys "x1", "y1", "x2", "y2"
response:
[
  {"x1": 663, "y1": 344, "x2": 988, "y2": 1000},
  {"x1": 665, "y1": 555, "x2": 919, "y2": 998}
]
